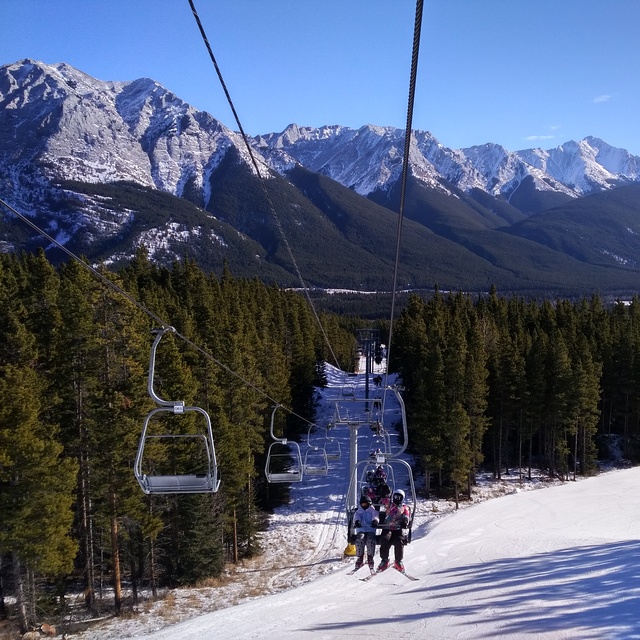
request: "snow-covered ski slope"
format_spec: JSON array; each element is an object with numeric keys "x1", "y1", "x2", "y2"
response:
[
  {"x1": 135, "y1": 467, "x2": 640, "y2": 639},
  {"x1": 131, "y1": 362, "x2": 640, "y2": 640}
]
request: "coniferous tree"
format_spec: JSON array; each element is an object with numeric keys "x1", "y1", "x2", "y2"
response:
[
  {"x1": 55, "y1": 260, "x2": 104, "y2": 611},
  {"x1": 568, "y1": 334, "x2": 601, "y2": 477},
  {"x1": 0, "y1": 265, "x2": 77, "y2": 632},
  {"x1": 544, "y1": 330, "x2": 573, "y2": 478},
  {"x1": 89, "y1": 270, "x2": 154, "y2": 614},
  {"x1": 441, "y1": 304, "x2": 469, "y2": 489},
  {"x1": 524, "y1": 328, "x2": 548, "y2": 477},
  {"x1": 463, "y1": 308, "x2": 489, "y2": 490},
  {"x1": 447, "y1": 402, "x2": 472, "y2": 508}
]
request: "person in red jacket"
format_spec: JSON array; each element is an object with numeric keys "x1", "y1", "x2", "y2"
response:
[{"x1": 377, "y1": 489, "x2": 410, "y2": 572}]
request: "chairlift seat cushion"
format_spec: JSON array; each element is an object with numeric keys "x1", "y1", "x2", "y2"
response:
[
  {"x1": 266, "y1": 472, "x2": 303, "y2": 483},
  {"x1": 142, "y1": 474, "x2": 215, "y2": 494}
]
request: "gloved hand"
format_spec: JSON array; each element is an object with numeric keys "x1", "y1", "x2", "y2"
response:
[
  {"x1": 400, "y1": 516, "x2": 409, "y2": 528},
  {"x1": 354, "y1": 520, "x2": 361, "y2": 528},
  {"x1": 372, "y1": 518, "x2": 379, "y2": 527}
]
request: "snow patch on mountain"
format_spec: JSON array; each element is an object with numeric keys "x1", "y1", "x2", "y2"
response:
[
  {"x1": 0, "y1": 59, "x2": 270, "y2": 212},
  {"x1": 601, "y1": 249, "x2": 636, "y2": 267},
  {"x1": 258, "y1": 121, "x2": 640, "y2": 202}
]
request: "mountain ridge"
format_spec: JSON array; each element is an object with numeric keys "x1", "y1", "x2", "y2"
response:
[{"x1": 2, "y1": 58, "x2": 640, "y2": 297}]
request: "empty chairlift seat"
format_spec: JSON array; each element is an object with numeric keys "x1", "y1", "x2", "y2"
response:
[
  {"x1": 135, "y1": 406, "x2": 221, "y2": 495},
  {"x1": 134, "y1": 327, "x2": 220, "y2": 495},
  {"x1": 303, "y1": 446, "x2": 329, "y2": 475},
  {"x1": 265, "y1": 405, "x2": 304, "y2": 483},
  {"x1": 303, "y1": 424, "x2": 330, "y2": 476}
]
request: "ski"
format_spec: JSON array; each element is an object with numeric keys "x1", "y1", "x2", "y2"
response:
[
  {"x1": 360, "y1": 562, "x2": 388, "y2": 581},
  {"x1": 347, "y1": 562, "x2": 375, "y2": 576},
  {"x1": 359, "y1": 564, "x2": 418, "y2": 581},
  {"x1": 359, "y1": 568, "x2": 378, "y2": 581},
  {"x1": 394, "y1": 565, "x2": 419, "y2": 581}
]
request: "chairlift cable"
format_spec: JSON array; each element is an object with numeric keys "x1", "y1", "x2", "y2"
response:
[
  {"x1": 385, "y1": 0, "x2": 424, "y2": 378},
  {"x1": 343, "y1": 0, "x2": 424, "y2": 542},
  {"x1": 187, "y1": 0, "x2": 343, "y2": 372},
  {"x1": 0, "y1": 196, "x2": 317, "y2": 429}
]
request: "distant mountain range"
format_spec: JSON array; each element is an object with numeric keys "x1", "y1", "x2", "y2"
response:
[{"x1": 2, "y1": 58, "x2": 640, "y2": 297}]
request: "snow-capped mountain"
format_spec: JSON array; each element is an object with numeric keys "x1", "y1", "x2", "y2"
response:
[
  {"x1": 515, "y1": 138, "x2": 640, "y2": 195},
  {"x1": 2, "y1": 59, "x2": 640, "y2": 296},
  {"x1": 259, "y1": 123, "x2": 640, "y2": 202},
  {"x1": 3, "y1": 59, "x2": 639, "y2": 215},
  {"x1": 0, "y1": 59, "x2": 273, "y2": 210}
]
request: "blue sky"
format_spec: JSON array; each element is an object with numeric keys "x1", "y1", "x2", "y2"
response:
[{"x1": 2, "y1": 0, "x2": 639, "y2": 154}]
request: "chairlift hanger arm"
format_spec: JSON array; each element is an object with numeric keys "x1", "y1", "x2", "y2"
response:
[
  {"x1": 382, "y1": 386, "x2": 409, "y2": 459},
  {"x1": 147, "y1": 326, "x2": 181, "y2": 407}
]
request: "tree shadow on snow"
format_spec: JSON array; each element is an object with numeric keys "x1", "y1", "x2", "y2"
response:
[{"x1": 307, "y1": 540, "x2": 640, "y2": 638}]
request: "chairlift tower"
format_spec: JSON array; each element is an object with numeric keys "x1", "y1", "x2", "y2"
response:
[{"x1": 356, "y1": 329, "x2": 378, "y2": 407}]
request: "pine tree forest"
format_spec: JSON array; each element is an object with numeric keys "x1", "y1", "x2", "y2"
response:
[
  {"x1": 0, "y1": 249, "x2": 356, "y2": 632},
  {"x1": 392, "y1": 287, "x2": 640, "y2": 505},
  {"x1": 2, "y1": 251, "x2": 640, "y2": 630}
]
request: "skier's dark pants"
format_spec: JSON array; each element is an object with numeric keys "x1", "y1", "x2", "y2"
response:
[
  {"x1": 355, "y1": 532, "x2": 376, "y2": 560},
  {"x1": 379, "y1": 529, "x2": 404, "y2": 563}
]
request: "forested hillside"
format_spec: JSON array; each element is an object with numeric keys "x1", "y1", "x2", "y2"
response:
[
  {"x1": 0, "y1": 249, "x2": 356, "y2": 631},
  {"x1": 392, "y1": 288, "x2": 640, "y2": 503}
]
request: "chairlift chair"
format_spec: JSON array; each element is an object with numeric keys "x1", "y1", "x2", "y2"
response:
[
  {"x1": 324, "y1": 428, "x2": 342, "y2": 461},
  {"x1": 303, "y1": 424, "x2": 329, "y2": 475},
  {"x1": 332, "y1": 404, "x2": 351, "y2": 426},
  {"x1": 135, "y1": 406, "x2": 220, "y2": 494},
  {"x1": 303, "y1": 446, "x2": 329, "y2": 476},
  {"x1": 134, "y1": 327, "x2": 220, "y2": 495},
  {"x1": 265, "y1": 405, "x2": 304, "y2": 483},
  {"x1": 341, "y1": 384, "x2": 356, "y2": 398},
  {"x1": 346, "y1": 456, "x2": 417, "y2": 542},
  {"x1": 358, "y1": 460, "x2": 396, "y2": 502},
  {"x1": 366, "y1": 430, "x2": 391, "y2": 458}
]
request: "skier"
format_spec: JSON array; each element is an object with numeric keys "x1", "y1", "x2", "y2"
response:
[
  {"x1": 376, "y1": 482, "x2": 392, "y2": 514},
  {"x1": 364, "y1": 482, "x2": 378, "y2": 504},
  {"x1": 377, "y1": 489, "x2": 410, "y2": 572},
  {"x1": 352, "y1": 494, "x2": 379, "y2": 571},
  {"x1": 374, "y1": 465, "x2": 387, "y2": 484}
]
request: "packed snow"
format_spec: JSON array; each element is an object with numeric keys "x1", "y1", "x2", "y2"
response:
[{"x1": 71, "y1": 362, "x2": 640, "y2": 640}]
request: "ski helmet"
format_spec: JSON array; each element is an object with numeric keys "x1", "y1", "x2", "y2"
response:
[
  {"x1": 360, "y1": 494, "x2": 372, "y2": 507},
  {"x1": 392, "y1": 489, "x2": 405, "y2": 505}
]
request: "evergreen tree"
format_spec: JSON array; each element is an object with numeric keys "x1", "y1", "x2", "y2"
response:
[
  {"x1": 568, "y1": 334, "x2": 602, "y2": 477},
  {"x1": 0, "y1": 267, "x2": 76, "y2": 632},
  {"x1": 89, "y1": 269, "x2": 154, "y2": 614},
  {"x1": 544, "y1": 330, "x2": 573, "y2": 478},
  {"x1": 54, "y1": 260, "x2": 104, "y2": 611},
  {"x1": 447, "y1": 402, "x2": 472, "y2": 508},
  {"x1": 463, "y1": 309, "x2": 489, "y2": 489}
]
